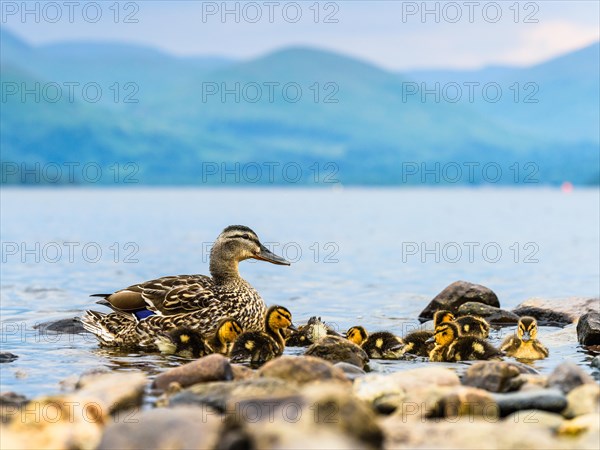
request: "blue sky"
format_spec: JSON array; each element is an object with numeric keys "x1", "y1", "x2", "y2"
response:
[{"x1": 2, "y1": 1, "x2": 599, "y2": 70}]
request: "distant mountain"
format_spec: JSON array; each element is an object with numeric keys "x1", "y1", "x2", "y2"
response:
[{"x1": 1, "y1": 28, "x2": 598, "y2": 185}]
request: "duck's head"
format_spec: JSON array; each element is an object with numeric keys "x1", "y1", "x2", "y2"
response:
[
  {"x1": 433, "y1": 310, "x2": 455, "y2": 328},
  {"x1": 212, "y1": 225, "x2": 290, "y2": 266},
  {"x1": 216, "y1": 317, "x2": 243, "y2": 345},
  {"x1": 346, "y1": 326, "x2": 368, "y2": 346},
  {"x1": 266, "y1": 305, "x2": 296, "y2": 332},
  {"x1": 517, "y1": 316, "x2": 538, "y2": 342},
  {"x1": 428, "y1": 322, "x2": 460, "y2": 346}
]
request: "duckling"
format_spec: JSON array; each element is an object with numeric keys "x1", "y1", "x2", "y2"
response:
[
  {"x1": 455, "y1": 315, "x2": 490, "y2": 338},
  {"x1": 206, "y1": 318, "x2": 244, "y2": 355},
  {"x1": 428, "y1": 322, "x2": 502, "y2": 362},
  {"x1": 286, "y1": 316, "x2": 340, "y2": 347},
  {"x1": 346, "y1": 326, "x2": 404, "y2": 359},
  {"x1": 155, "y1": 327, "x2": 209, "y2": 358},
  {"x1": 401, "y1": 310, "x2": 456, "y2": 357},
  {"x1": 501, "y1": 316, "x2": 548, "y2": 360},
  {"x1": 230, "y1": 305, "x2": 295, "y2": 367}
]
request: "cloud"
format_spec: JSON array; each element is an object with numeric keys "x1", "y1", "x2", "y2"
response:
[{"x1": 504, "y1": 21, "x2": 599, "y2": 65}]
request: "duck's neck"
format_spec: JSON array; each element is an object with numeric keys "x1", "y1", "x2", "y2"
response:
[{"x1": 210, "y1": 245, "x2": 241, "y2": 284}]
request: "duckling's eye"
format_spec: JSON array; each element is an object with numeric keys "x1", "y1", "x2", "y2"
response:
[{"x1": 242, "y1": 234, "x2": 250, "y2": 239}]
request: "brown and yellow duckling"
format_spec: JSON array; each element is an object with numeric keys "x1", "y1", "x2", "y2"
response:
[
  {"x1": 428, "y1": 321, "x2": 502, "y2": 362},
  {"x1": 455, "y1": 314, "x2": 490, "y2": 339},
  {"x1": 230, "y1": 305, "x2": 295, "y2": 367},
  {"x1": 501, "y1": 316, "x2": 548, "y2": 360},
  {"x1": 286, "y1": 316, "x2": 340, "y2": 347},
  {"x1": 346, "y1": 326, "x2": 404, "y2": 359},
  {"x1": 205, "y1": 318, "x2": 244, "y2": 355},
  {"x1": 401, "y1": 310, "x2": 456, "y2": 357},
  {"x1": 155, "y1": 327, "x2": 209, "y2": 358},
  {"x1": 155, "y1": 317, "x2": 243, "y2": 358}
]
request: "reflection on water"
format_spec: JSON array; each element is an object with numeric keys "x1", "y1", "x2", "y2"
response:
[{"x1": 1, "y1": 188, "x2": 599, "y2": 396}]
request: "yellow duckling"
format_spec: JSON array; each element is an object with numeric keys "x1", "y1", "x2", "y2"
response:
[
  {"x1": 346, "y1": 326, "x2": 404, "y2": 359},
  {"x1": 205, "y1": 318, "x2": 244, "y2": 355},
  {"x1": 401, "y1": 310, "x2": 456, "y2": 357},
  {"x1": 501, "y1": 316, "x2": 548, "y2": 360},
  {"x1": 155, "y1": 327, "x2": 209, "y2": 358},
  {"x1": 428, "y1": 322, "x2": 502, "y2": 362},
  {"x1": 230, "y1": 305, "x2": 295, "y2": 367}
]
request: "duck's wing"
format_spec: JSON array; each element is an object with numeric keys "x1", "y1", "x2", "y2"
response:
[{"x1": 112, "y1": 275, "x2": 219, "y2": 315}]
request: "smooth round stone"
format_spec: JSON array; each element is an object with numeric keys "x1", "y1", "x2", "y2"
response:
[
  {"x1": 547, "y1": 362, "x2": 595, "y2": 394},
  {"x1": 333, "y1": 362, "x2": 366, "y2": 381},
  {"x1": 461, "y1": 361, "x2": 528, "y2": 393},
  {"x1": 258, "y1": 355, "x2": 349, "y2": 385},
  {"x1": 152, "y1": 354, "x2": 233, "y2": 391},
  {"x1": 577, "y1": 311, "x2": 600, "y2": 346},
  {"x1": 592, "y1": 356, "x2": 600, "y2": 370},
  {"x1": 457, "y1": 302, "x2": 519, "y2": 324}
]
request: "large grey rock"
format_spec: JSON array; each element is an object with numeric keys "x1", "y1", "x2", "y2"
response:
[
  {"x1": 563, "y1": 384, "x2": 600, "y2": 419},
  {"x1": 577, "y1": 311, "x2": 600, "y2": 346},
  {"x1": 34, "y1": 317, "x2": 87, "y2": 334},
  {"x1": 457, "y1": 302, "x2": 519, "y2": 324},
  {"x1": 513, "y1": 297, "x2": 599, "y2": 325},
  {"x1": 547, "y1": 362, "x2": 595, "y2": 394},
  {"x1": 419, "y1": 281, "x2": 499, "y2": 321}
]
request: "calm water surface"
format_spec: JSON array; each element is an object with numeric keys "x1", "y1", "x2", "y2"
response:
[{"x1": 1, "y1": 188, "x2": 599, "y2": 396}]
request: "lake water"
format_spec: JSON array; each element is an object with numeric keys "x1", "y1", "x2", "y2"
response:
[{"x1": 1, "y1": 187, "x2": 599, "y2": 397}]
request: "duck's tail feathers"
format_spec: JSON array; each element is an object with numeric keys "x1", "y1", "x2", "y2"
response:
[{"x1": 79, "y1": 310, "x2": 134, "y2": 346}]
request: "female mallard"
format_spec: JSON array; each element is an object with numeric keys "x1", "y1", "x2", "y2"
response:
[
  {"x1": 230, "y1": 305, "x2": 295, "y2": 366},
  {"x1": 501, "y1": 316, "x2": 548, "y2": 360},
  {"x1": 80, "y1": 226, "x2": 290, "y2": 348}
]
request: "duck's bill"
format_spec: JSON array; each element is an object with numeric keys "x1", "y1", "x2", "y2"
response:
[
  {"x1": 425, "y1": 336, "x2": 435, "y2": 344},
  {"x1": 254, "y1": 244, "x2": 291, "y2": 266},
  {"x1": 521, "y1": 331, "x2": 531, "y2": 342},
  {"x1": 288, "y1": 323, "x2": 298, "y2": 332}
]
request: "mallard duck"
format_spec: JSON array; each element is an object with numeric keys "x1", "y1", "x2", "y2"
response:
[
  {"x1": 80, "y1": 226, "x2": 290, "y2": 349},
  {"x1": 401, "y1": 310, "x2": 456, "y2": 357},
  {"x1": 230, "y1": 305, "x2": 295, "y2": 366},
  {"x1": 346, "y1": 326, "x2": 404, "y2": 359},
  {"x1": 455, "y1": 315, "x2": 490, "y2": 338},
  {"x1": 155, "y1": 327, "x2": 209, "y2": 358},
  {"x1": 428, "y1": 322, "x2": 502, "y2": 362},
  {"x1": 501, "y1": 316, "x2": 548, "y2": 360},
  {"x1": 286, "y1": 316, "x2": 340, "y2": 347}
]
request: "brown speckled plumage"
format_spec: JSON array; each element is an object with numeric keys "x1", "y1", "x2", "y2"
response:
[{"x1": 80, "y1": 226, "x2": 290, "y2": 349}]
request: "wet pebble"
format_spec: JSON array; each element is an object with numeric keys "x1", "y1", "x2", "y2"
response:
[
  {"x1": 34, "y1": 317, "x2": 87, "y2": 334},
  {"x1": 152, "y1": 353, "x2": 233, "y2": 391},
  {"x1": 592, "y1": 356, "x2": 600, "y2": 370}
]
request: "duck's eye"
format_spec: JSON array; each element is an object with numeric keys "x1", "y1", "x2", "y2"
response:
[{"x1": 242, "y1": 234, "x2": 250, "y2": 239}]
